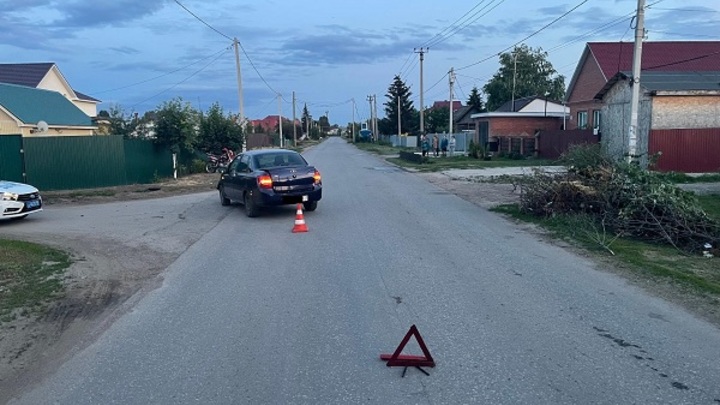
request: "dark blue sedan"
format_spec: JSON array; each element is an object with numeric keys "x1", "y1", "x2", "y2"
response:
[{"x1": 217, "y1": 149, "x2": 322, "y2": 217}]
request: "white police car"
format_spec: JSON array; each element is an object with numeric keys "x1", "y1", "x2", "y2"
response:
[{"x1": 0, "y1": 180, "x2": 43, "y2": 220}]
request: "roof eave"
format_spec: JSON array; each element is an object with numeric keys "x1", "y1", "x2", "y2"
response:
[
  {"x1": 651, "y1": 90, "x2": 720, "y2": 96},
  {"x1": 565, "y1": 45, "x2": 592, "y2": 102},
  {"x1": 471, "y1": 112, "x2": 569, "y2": 119}
]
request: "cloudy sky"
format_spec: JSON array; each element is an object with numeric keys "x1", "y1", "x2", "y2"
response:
[{"x1": 2, "y1": 0, "x2": 718, "y2": 124}]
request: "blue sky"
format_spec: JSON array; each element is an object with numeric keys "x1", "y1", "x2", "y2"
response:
[{"x1": 2, "y1": 0, "x2": 718, "y2": 125}]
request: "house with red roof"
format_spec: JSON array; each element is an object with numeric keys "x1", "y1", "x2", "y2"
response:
[
  {"x1": 565, "y1": 41, "x2": 720, "y2": 132},
  {"x1": 430, "y1": 100, "x2": 463, "y2": 111},
  {"x1": 565, "y1": 41, "x2": 720, "y2": 172},
  {"x1": 249, "y1": 115, "x2": 301, "y2": 134}
]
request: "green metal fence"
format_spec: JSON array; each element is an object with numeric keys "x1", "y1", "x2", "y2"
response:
[
  {"x1": 0, "y1": 135, "x2": 24, "y2": 182},
  {"x1": 124, "y1": 139, "x2": 174, "y2": 184},
  {"x1": 0, "y1": 135, "x2": 174, "y2": 191}
]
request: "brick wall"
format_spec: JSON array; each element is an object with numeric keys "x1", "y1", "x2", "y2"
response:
[
  {"x1": 567, "y1": 53, "x2": 609, "y2": 130},
  {"x1": 488, "y1": 117, "x2": 564, "y2": 137}
]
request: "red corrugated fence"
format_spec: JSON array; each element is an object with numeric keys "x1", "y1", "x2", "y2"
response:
[{"x1": 649, "y1": 128, "x2": 720, "y2": 173}]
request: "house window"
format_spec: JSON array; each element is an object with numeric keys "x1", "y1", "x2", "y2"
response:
[
  {"x1": 592, "y1": 110, "x2": 601, "y2": 131},
  {"x1": 577, "y1": 111, "x2": 588, "y2": 129}
]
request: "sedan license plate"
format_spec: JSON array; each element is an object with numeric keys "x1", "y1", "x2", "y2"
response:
[
  {"x1": 302, "y1": 195, "x2": 308, "y2": 202},
  {"x1": 25, "y1": 199, "x2": 40, "y2": 209}
]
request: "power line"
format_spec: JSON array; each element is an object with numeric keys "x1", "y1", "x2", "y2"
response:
[
  {"x1": 397, "y1": 51, "x2": 416, "y2": 76},
  {"x1": 645, "y1": 50, "x2": 720, "y2": 70},
  {"x1": 647, "y1": 7, "x2": 719, "y2": 12},
  {"x1": 457, "y1": 0, "x2": 590, "y2": 71},
  {"x1": 425, "y1": 0, "x2": 505, "y2": 48},
  {"x1": 424, "y1": 72, "x2": 449, "y2": 97},
  {"x1": 455, "y1": 77, "x2": 468, "y2": 101},
  {"x1": 235, "y1": 41, "x2": 279, "y2": 95},
  {"x1": 648, "y1": 30, "x2": 720, "y2": 39},
  {"x1": 131, "y1": 48, "x2": 230, "y2": 109},
  {"x1": 401, "y1": 58, "x2": 419, "y2": 82},
  {"x1": 173, "y1": 0, "x2": 232, "y2": 41},
  {"x1": 422, "y1": 0, "x2": 490, "y2": 48},
  {"x1": 174, "y1": 0, "x2": 281, "y2": 97},
  {"x1": 248, "y1": 96, "x2": 278, "y2": 120},
  {"x1": 448, "y1": 1, "x2": 666, "y2": 90},
  {"x1": 93, "y1": 46, "x2": 232, "y2": 95}
]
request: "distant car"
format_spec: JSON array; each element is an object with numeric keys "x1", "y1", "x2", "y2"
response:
[
  {"x1": 217, "y1": 149, "x2": 322, "y2": 217},
  {"x1": 0, "y1": 180, "x2": 43, "y2": 220}
]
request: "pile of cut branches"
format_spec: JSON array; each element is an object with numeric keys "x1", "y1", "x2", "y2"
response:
[{"x1": 519, "y1": 144, "x2": 720, "y2": 253}]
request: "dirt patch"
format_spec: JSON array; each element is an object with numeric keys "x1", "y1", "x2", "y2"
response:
[
  {"x1": 0, "y1": 173, "x2": 220, "y2": 402},
  {"x1": 42, "y1": 172, "x2": 220, "y2": 205}
]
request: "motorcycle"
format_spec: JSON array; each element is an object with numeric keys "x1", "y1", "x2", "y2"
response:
[{"x1": 205, "y1": 148, "x2": 235, "y2": 173}]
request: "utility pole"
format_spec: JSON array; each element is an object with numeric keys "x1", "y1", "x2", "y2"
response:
[
  {"x1": 627, "y1": 0, "x2": 646, "y2": 163},
  {"x1": 449, "y1": 67, "x2": 455, "y2": 135},
  {"x1": 367, "y1": 95, "x2": 374, "y2": 137},
  {"x1": 397, "y1": 92, "x2": 402, "y2": 137},
  {"x1": 292, "y1": 91, "x2": 297, "y2": 147},
  {"x1": 277, "y1": 93, "x2": 283, "y2": 148},
  {"x1": 306, "y1": 109, "x2": 310, "y2": 139},
  {"x1": 372, "y1": 94, "x2": 378, "y2": 142},
  {"x1": 351, "y1": 98, "x2": 356, "y2": 143},
  {"x1": 511, "y1": 50, "x2": 518, "y2": 112},
  {"x1": 233, "y1": 38, "x2": 245, "y2": 151},
  {"x1": 415, "y1": 47, "x2": 428, "y2": 134}
]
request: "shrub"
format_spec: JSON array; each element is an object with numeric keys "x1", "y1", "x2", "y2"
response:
[
  {"x1": 468, "y1": 141, "x2": 485, "y2": 159},
  {"x1": 520, "y1": 144, "x2": 720, "y2": 253}
]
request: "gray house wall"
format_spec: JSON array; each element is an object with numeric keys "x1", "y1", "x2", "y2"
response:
[{"x1": 600, "y1": 80, "x2": 652, "y2": 166}]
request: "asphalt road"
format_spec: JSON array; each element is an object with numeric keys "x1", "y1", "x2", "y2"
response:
[{"x1": 11, "y1": 137, "x2": 720, "y2": 404}]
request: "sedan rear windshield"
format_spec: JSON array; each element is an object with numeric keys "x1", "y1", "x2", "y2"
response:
[{"x1": 254, "y1": 153, "x2": 307, "y2": 168}]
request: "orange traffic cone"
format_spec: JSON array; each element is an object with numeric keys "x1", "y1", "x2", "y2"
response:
[{"x1": 292, "y1": 203, "x2": 308, "y2": 233}]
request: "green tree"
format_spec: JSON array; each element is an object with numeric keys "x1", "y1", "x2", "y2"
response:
[
  {"x1": 467, "y1": 86, "x2": 486, "y2": 112},
  {"x1": 425, "y1": 107, "x2": 450, "y2": 133},
  {"x1": 318, "y1": 115, "x2": 330, "y2": 134},
  {"x1": 301, "y1": 103, "x2": 312, "y2": 135},
  {"x1": 197, "y1": 102, "x2": 243, "y2": 153},
  {"x1": 105, "y1": 105, "x2": 136, "y2": 137},
  {"x1": 483, "y1": 44, "x2": 565, "y2": 111},
  {"x1": 383, "y1": 75, "x2": 418, "y2": 134},
  {"x1": 154, "y1": 97, "x2": 198, "y2": 154}
]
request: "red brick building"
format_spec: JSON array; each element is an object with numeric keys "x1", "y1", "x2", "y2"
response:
[
  {"x1": 565, "y1": 41, "x2": 720, "y2": 131},
  {"x1": 471, "y1": 96, "x2": 568, "y2": 155}
]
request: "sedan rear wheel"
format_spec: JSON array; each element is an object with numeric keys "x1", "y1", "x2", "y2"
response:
[
  {"x1": 219, "y1": 187, "x2": 230, "y2": 206},
  {"x1": 244, "y1": 191, "x2": 259, "y2": 217},
  {"x1": 303, "y1": 201, "x2": 317, "y2": 212}
]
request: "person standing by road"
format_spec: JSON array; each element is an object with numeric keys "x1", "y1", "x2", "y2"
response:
[
  {"x1": 421, "y1": 134, "x2": 430, "y2": 157},
  {"x1": 432, "y1": 135, "x2": 439, "y2": 157},
  {"x1": 441, "y1": 135, "x2": 449, "y2": 157},
  {"x1": 449, "y1": 135, "x2": 456, "y2": 156}
]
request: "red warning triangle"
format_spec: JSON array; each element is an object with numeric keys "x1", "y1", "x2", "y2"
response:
[{"x1": 380, "y1": 324, "x2": 435, "y2": 368}]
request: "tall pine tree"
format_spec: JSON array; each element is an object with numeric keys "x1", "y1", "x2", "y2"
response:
[
  {"x1": 467, "y1": 86, "x2": 486, "y2": 112},
  {"x1": 382, "y1": 75, "x2": 418, "y2": 135}
]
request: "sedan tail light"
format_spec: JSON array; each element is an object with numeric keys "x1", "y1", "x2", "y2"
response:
[
  {"x1": 258, "y1": 174, "x2": 273, "y2": 189},
  {"x1": 313, "y1": 170, "x2": 322, "y2": 184}
]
